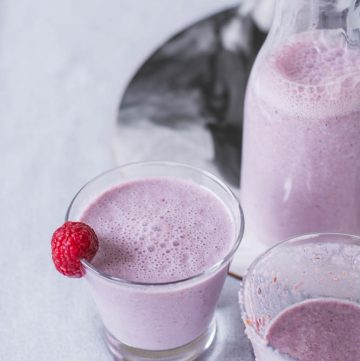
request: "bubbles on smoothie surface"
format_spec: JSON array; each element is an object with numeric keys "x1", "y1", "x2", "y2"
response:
[
  {"x1": 260, "y1": 29, "x2": 360, "y2": 117},
  {"x1": 80, "y1": 178, "x2": 234, "y2": 283},
  {"x1": 274, "y1": 31, "x2": 360, "y2": 86}
]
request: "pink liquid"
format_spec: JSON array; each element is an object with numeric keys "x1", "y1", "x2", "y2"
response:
[
  {"x1": 80, "y1": 178, "x2": 235, "y2": 350},
  {"x1": 241, "y1": 30, "x2": 360, "y2": 245},
  {"x1": 265, "y1": 298, "x2": 360, "y2": 361},
  {"x1": 81, "y1": 178, "x2": 234, "y2": 283}
]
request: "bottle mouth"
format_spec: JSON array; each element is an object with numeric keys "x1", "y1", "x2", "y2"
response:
[
  {"x1": 269, "y1": 0, "x2": 360, "y2": 46},
  {"x1": 65, "y1": 161, "x2": 245, "y2": 288},
  {"x1": 347, "y1": 0, "x2": 360, "y2": 46}
]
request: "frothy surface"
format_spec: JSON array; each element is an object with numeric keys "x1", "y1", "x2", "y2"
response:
[
  {"x1": 274, "y1": 34, "x2": 359, "y2": 85},
  {"x1": 266, "y1": 298, "x2": 360, "y2": 361},
  {"x1": 80, "y1": 178, "x2": 234, "y2": 283},
  {"x1": 260, "y1": 30, "x2": 360, "y2": 118}
]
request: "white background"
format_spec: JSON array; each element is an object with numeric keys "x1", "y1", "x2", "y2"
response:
[{"x1": 0, "y1": 1, "x2": 241, "y2": 360}]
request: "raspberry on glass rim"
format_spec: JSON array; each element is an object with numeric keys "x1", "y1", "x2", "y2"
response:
[{"x1": 51, "y1": 221, "x2": 99, "y2": 277}]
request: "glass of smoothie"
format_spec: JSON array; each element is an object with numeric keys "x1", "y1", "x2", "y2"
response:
[
  {"x1": 241, "y1": 0, "x2": 360, "y2": 247},
  {"x1": 66, "y1": 161, "x2": 244, "y2": 360},
  {"x1": 240, "y1": 233, "x2": 360, "y2": 361}
]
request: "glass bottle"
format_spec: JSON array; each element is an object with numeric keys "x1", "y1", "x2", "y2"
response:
[{"x1": 241, "y1": 0, "x2": 360, "y2": 246}]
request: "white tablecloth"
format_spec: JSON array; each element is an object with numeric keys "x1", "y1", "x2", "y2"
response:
[{"x1": 0, "y1": 1, "x2": 251, "y2": 360}]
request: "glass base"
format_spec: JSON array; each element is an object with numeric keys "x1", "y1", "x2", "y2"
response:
[{"x1": 105, "y1": 318, "x2": 217, "y2": 361}]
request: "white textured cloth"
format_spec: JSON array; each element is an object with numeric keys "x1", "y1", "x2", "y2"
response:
[{"x1": 0, "y1": 1, "x2": 251, "y2": 360}]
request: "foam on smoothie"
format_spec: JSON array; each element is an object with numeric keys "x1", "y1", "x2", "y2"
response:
[
  {"x1": 265, "y1": 298, "x2": 360, "y2": 361},
  {"x1": 260, "y1": 29, "x2": 360, "y2": 118},
  {"x1": 80, "y1": 178, "x2": 235, "y2": 283}
]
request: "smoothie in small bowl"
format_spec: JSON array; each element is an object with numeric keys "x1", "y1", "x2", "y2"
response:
[{"x1": 240, "y1": 233, "x2": 360, "y2": 361}]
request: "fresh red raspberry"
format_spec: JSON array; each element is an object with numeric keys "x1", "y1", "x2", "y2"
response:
[{"x1": 51, "y1": 221, "x2": 99, "y2": 277}]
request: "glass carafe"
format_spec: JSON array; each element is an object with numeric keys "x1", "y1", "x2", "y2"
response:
[{"x1": 241, "y1": 0, "x2": 360, "y2": 246}]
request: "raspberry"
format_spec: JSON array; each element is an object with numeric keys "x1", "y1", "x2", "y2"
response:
[{"x1": 51, "y1": 221, "x2": 99, "y2": 277}]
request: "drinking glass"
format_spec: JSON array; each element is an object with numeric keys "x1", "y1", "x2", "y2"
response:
[
  {"x1": 66, "y1": 161, "x2": 244, "y2": 361},
  {"x1": 241, "y1": 233, "x2": 360, "y2": 360}
]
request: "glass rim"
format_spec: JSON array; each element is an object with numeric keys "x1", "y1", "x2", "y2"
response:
[
  {"x1": 241, "y1": 232, "x2": 360, "y2": 337},
  {"x1": 65, "y1": 160, "x2": 245, "y2": 288}
]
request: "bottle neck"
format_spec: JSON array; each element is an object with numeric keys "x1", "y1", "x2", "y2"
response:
[
  {"x1": 347, "y1": 0, "x2": 360, "y2": 46},
  {"x1": 269, "y1": 0, "x2": 357, "y2": 41},
  {"x1": 268, "y1": 0, "x2": 316, "y2": 43}
]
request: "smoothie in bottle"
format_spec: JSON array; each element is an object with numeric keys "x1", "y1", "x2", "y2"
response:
[{"x1": 241, "y1": 0, "x2": 360, "y2": 246}]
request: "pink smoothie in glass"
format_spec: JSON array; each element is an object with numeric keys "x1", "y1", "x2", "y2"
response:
[
  {"x1": 241, "y1": 29, "x2": 360, "y2": 246},
  {"x1": 264, "y1": 298, "x2": 360, "y2": 361},
  {"x1": 80, "y1": 177, "x2": 235, "y2": 350}
]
